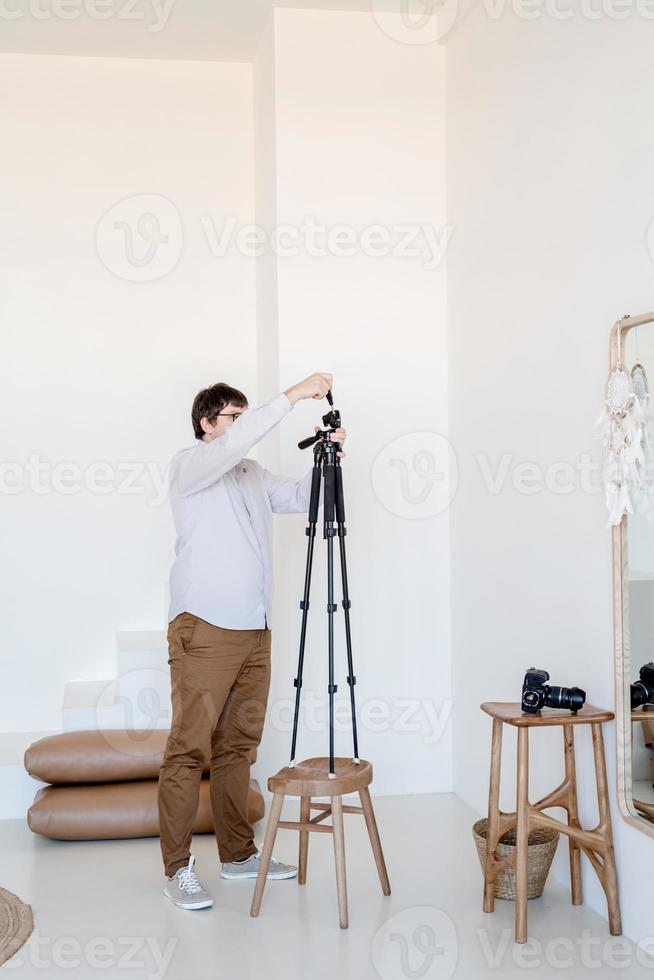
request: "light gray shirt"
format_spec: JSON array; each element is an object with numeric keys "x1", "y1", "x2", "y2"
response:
[{"x1": 168, "y1": 391, "x2": 313, "y2": 630}]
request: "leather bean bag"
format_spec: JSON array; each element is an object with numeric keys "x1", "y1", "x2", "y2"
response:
[
  {"x1": 27, "y1": 777, "x2": 265, "y2": 841},
  {"x1": 24, "y1": 729, "x2": 257, "y2": 784},
  {"x1": 24, "y1": 730, "x2": 264, "y2": 841}
]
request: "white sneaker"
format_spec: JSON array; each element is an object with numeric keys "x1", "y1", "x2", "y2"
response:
[
  {"x1": 163, "y1": 855, "x2": 213, "y2": 909},
  {"x1": 221, "y1": 848, "x2": 297, "y2": 880}
]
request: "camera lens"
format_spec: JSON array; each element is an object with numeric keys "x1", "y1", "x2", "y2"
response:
[
  {"x1": 546, "y1": 686, "x2": 585, "y2": 712},
  {"x1": 567, "y1": 687, "x2": 586, "y2": 712},
  {"x1": 546, "y1": 686, "x2": 566, "y2": 708}
]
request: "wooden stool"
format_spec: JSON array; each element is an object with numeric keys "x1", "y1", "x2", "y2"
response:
[
  {"x1": 481, "y1": 702, "x2": 622, "y2": 944},
  {"x1": 249, "y1": 757, "x2": 390, "y2": 928}
]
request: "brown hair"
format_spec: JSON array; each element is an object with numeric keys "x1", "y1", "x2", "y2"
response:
[{"x1": 191, "y1": 382, "x2": 248, "y2": 439}]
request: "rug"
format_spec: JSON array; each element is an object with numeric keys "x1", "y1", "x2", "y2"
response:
[{"x1": 0, "y1": 886, "x2": 33, "y2": 966}]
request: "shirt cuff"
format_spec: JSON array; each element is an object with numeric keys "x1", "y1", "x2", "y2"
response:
[{"x1": 276, "y1": 391, "x2": 294, "y2": 413}]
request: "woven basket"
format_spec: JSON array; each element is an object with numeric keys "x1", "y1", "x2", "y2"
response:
[{"x1": 473, "y1": 818, "x2": 559, "y2": 900}]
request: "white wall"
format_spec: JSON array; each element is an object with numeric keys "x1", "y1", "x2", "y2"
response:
[
  {"x1": 447, "y1": 5, "x2": 654, "y2": 944},
  {"x1": 253, "y1": 14, "x2": 281, "y2": 472},
  {"x1": 2, "y1": 27, "x2": 449, "y2": 802},
  {"x1": 0, "y1": 53, "x2": 256, "y2": 732},
  {"x1": 252, "y1": 10, "x2": 451, "y2": 796}
]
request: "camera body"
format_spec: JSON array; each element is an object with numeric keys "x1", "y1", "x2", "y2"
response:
[
  {"x1": 522, "y1": 667, "x2": 586, "y2": 715},
  {"x1": 631, "y1": 662, "x2": 654, "y2": 710}
]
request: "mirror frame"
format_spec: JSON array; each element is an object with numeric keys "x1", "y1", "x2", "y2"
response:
[{"x1": 612, "y1": 311, "x2": 654, "y2": 837}]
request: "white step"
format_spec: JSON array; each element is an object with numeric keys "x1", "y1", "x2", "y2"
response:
[
  {"x1": 115, "y1": 630, "x2": 171, "y2": 730},
  {"x1": 62, "y1": 679, "x2": 133, "y2": 731},
  {"x1": 114, "y1": 670, "x2": 172, "y2": 731},
  {"x1": 116, "y1": 630, "x2": 168, "y2": 687},
  {"x1": 116, "y1": 629, "x2": 167, "y2": 663}
]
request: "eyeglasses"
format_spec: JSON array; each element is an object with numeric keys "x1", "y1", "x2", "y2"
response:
[{"x1": 214, "y1": 412, "x2": 243, "y2": 422}]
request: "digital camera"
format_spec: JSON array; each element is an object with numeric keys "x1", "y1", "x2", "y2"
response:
[{"x1": 522, "y1": 668, "x2": 586, "y2": 715}]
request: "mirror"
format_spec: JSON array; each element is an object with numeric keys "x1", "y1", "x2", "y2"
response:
[{"x1": 612, "y1": 313, "x2": 654, "y2": 835}]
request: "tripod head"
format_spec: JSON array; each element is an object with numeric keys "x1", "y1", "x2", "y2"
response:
[{"x1": 298, "y1": 389, "x2": 341, "y2": 451}]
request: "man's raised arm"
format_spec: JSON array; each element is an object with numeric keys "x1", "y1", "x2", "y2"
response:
[{"x1": 173, "y1": 373, "x2": 332, "y2": 497}]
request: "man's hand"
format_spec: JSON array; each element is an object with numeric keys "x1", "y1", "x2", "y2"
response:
[
  {"x1": 315, "y1": 425, "x2": 347, "y2": 458},
  {"x1": 284, "y1": 372, "x2": 332, "y2": 406}
]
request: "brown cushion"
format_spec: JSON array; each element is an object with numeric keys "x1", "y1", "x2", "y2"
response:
[
  {"x1": 27, "y1": 777, "x2": 265, "y2": 841},
  {"x1": 24, "y1": 730, "x2": 257, "y2": 785}
]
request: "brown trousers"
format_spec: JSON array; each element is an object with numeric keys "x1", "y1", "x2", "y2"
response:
[{"x1": 157, "y1": 612, "x2": 271, "y2": 876}]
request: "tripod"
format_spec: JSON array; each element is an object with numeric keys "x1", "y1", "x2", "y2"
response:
[
  {"x1": 250, "y1": 392, "x2": 391, "y2": 928},
  {"x1": 289, "y1": 395, "x2": 360, "y2": 778}
]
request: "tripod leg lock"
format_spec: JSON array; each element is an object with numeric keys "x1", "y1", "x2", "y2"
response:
[
  {"x1": 293, "y1": 678, "x2": 302, "y2": 688},
  {"x1": 347, "y1": 674, "x2": 356, "y2": 686},
  {"x1": 341, "y1": 599, "x2": 351, "y2": 610},
  {"x1": 328, "y1": 684, "x2": 338, "y2": 694},
  {"x1": 305, "y1": 527, "x2": 316, "y2": 538},
  {"x1": 337, "y1": 526, "x2": 347, "y2": 537},
  {"x1": 327, "y1": 602, "x2": 338, "y2": 613},
  {"x1": 324, "y1": 526, "x2": 336, "y2": 538},
  {"x1": 299, "y1": 600, "x2": 310, "y2": 610}
]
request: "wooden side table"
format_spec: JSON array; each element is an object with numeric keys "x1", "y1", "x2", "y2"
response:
[
  {"x1": 481, "y1": 702, "x2": 622, "y2": 944},
  {"x1": 249, "y1": 757, "x2": 391, "y2": 929}
]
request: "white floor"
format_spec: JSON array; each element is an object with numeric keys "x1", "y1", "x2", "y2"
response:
[{"x1": 2, "y1": 792, "x2": 652, "y2": 980}]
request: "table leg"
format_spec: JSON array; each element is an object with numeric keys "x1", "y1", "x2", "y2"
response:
[
  {"x1": 515, "y1": 726, "x2": 529, "y2": 944},
  {"x1": 359, "y1": 785, "x2": 391, "y2": 896},
  {"x1": 483, "y1": 718, "x2": 503, "y2": 913},
  {"x1": 591, "y1": 723, "x2": 622, "y2": 936},
  {"x1": 250, "y1": 792, "x2": 284, "y2": 917},
  {"x1": 298, "y1": 796, "x2": 310, "y2": 885},
  {"x1": 563, "y1": 724, "x2": 583, "y2": 906},
  {"x1": 331, "y1": 795, "x2": 348, "y2": 929}
]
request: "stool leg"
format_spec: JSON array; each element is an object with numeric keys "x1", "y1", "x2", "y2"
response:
[
  {"x1": 563, "y1": 724, "x2": 583, "y2": 906},
  {"x1": 331, "y1": 795, "x2": 348, "y2": 929},
  {"x1": 298, "y1": 795, "x2": 310, "y2": 885},
  {"x1": 250, "y1": 792, "x2": 284, "y2": 918},
  {"x1": 515, "y1": 726, "x2": 529, "y2": 944},
  {"x1": 483, "y1": 718, "x2": 503, "y2": 913},
  {"x1": 359, "y1": 785, "x2": 391, "y2": 896},
  {"x1": 591, "y1": 723, "x2": 622, "y2": 936}
]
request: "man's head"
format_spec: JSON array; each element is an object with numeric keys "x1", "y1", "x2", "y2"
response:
[{"x1": 191, "y1": 382, "x2": 248, "y2": 442}]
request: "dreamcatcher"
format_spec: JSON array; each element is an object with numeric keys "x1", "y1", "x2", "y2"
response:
[
  {"x1": 631, "y1": 344, "x2": 654, "y2": 514},
  {"x1": 598, "y1": 323, "x2": 651, "y2": 526}
]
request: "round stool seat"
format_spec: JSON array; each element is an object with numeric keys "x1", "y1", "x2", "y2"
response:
[{"x1": 268, "y1": 757, "x2": 372, "y2": 797}]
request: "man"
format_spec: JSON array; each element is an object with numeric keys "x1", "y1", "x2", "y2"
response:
[{"x1": 158, "y1": 371, "x2": 346, "y2": 910}]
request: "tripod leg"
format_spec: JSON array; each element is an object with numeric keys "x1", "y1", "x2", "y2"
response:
[
  {"x1": 289, "y1": 457, "x2": 322, "y2": 765},
  {"x1": 324, "y1": 454, "x2": 338, "y2": 778},
  {"x1": 335, "y1": 462, "x2": 360, "y2": 763}
]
